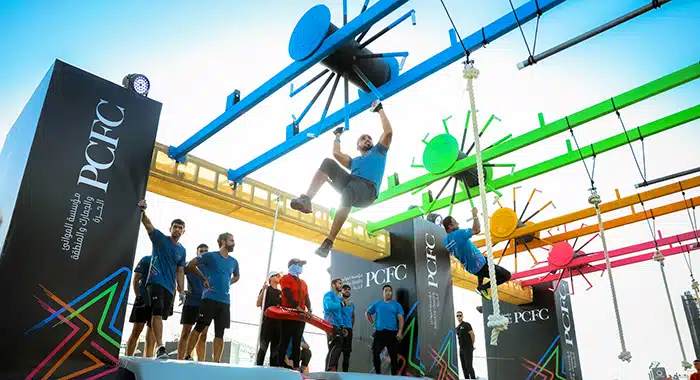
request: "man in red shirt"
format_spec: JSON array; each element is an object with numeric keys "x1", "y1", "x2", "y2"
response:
[
  {"x1": 276, "y1": 258, "x2": 312, "y2": 371},
  {"x1": 691, "y1": 359, "x2": 700, "y2": 380}
]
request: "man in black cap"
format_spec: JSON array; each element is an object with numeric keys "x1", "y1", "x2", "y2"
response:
[{"x1": 276, "y1": 258, "x2": 312, "y2": 371}]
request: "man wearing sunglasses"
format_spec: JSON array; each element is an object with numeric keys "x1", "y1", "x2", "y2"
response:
[{"x1": 456, "y1": 311, "x2": 476, "y2": 379}]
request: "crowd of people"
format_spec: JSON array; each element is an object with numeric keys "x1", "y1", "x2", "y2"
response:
[{"x1": 124, "y1": 101, "x2": 510, "y2": 378}]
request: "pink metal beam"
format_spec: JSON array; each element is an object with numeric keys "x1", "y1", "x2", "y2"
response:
[
  {"x1": 519, "y1": 243, "x2": 700, "y2": 286},
  {"x1": 511, "y1": 229, "x2": 700, "y2": 281}
]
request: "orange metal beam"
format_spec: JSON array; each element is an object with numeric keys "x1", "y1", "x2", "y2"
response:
[
  {"x1": 472, "y1": 175, "x2": 700, "y2": 249},
  {"x1": 492, "y1": 195, "x2": 700, "y2": 256}
]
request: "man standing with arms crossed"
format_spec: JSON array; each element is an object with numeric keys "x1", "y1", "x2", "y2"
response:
[
  {"x1": 456, "y1": 311, "x2": 476, "y2": 379},
  {"x1": 184, "y1": 233, "x2": 240, "y2": 363},
  {"x1": 177, "y1": 243, "x2": 211, "y2": 360},
  {"x1": 366, "y1": 284, "x2": 404, "y2": 375},
  {"x1": 339, "y1": 284, "x2": 355, "y2": 372},
  {"x1": 138, "y1": 199, "x2": 187, "y2": 359},
  {"x1": 290, "y1": 101, "x2": 393, "y2": 257},
  {"x1": 125, "y1": 254, "x2": 155, "y2": 357},
  {"x1": 323, "y1": 278, "x2": 345, "y2": 371}
]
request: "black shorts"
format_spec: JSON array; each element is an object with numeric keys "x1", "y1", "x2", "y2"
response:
[
  {"x1": 147, "y1": 283, "x2": 174, "y2": 320},
  {"x1": 196, "y1": 299, "x2": 230, "y2": 330},
  {"x1": 181, "y1": 305, "x2": 200, "y2": 325},
  {"x1": 128, "y1": 296, "x2": 152, "y2": 324},
  {"x1": 342, "y1": 328, "x2": 353, "y2": 352},
  {"x1": 321, "y1": 159, "x2": 377, "y2": 208}
]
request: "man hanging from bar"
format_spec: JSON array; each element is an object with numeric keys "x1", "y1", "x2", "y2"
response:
[
  {"x1": 442, "y1": 207, "x2": 511, "y2": 300},
  {"x1": 291, "y1": 100, "x2": 392, "y2": 257}
]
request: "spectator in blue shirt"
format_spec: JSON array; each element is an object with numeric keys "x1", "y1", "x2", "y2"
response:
[
  {"x1": 138, "y1": 199, "x2": 187, "y2": 359},
  {"x1": 184, "y1": 232, "x2": 240, "y2": 363},
  {"x1": 177, "y1": 243, "x2": 211, "y2": 360},
  {"x1": 323, "y1": 278, "x2": 345, "y2": 371},
  {"x1": 291, "y1": 100, "x2": 393, "y2": 257},
  {"x1": 366, "y1": 284, "x2": 404, "y2": 375},
  {"x1": 339, "y1": 284, "x2": 355, "y2": 372},
  {"x1": 442, "y1": 207, "x2": 511, "y2": 300},
  {"x1": 125, "y1": 255, "x2": 155, "y2": 357}
]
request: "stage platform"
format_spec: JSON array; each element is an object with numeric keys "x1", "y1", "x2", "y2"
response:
[{"x1": 116, "y1": 356, "x2": 426, "y2": 380}]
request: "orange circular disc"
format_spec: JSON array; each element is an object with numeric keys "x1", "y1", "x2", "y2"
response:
[{"x1": 490, "y1": 208, "x2": 519, "y2": 238}]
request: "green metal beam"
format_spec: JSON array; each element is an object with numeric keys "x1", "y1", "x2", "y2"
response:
[
  {"x1": 367, "y1": 104, "x2": 700, "y2": 233},
  {"x1": 377, "y1": 62, "x2": 700, "y2": 204}
]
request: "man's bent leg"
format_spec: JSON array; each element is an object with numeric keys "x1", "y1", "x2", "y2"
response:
[
  {"x1": 494, "y1": 264, "x2": 512, "y2": 286},
  {"x1": 126, "y1": 323, "x2": 145, "y2": 356}
]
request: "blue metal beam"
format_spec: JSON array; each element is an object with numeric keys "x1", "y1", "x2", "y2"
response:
[
  {"x1": 227, "y1": 0, "x2": 567, "y2": 182},
  {"x1": 167, "y1": 0, "x2": 409, "y2": 162}
]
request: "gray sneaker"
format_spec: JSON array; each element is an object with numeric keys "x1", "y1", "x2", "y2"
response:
[
  {"x1": 315, "y1": 239, "x2": 333, "y2": 258},
  {"x1": 156, "y1": 346, "x2": 168, "y2": 359},
  {"x1": 290, "y1": 195, "x2": 312, "y2": 214}
]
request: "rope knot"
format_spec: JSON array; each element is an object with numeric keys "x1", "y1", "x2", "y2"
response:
[
  {"x1": 652, "y1": 249, "x2": 665, "y2": 262},
  {"x1": 587, "y1": 190, "x2": 601, "y2": 206},
  {"x1": 463, "y1": 63, "x2": 480, "y2": 80},
  {"x1": 617, "y1": 350, "x2": 632, "y2": 362},
  {"x1": 487, "y1": 314, "x2": 509, "y2": 346}
]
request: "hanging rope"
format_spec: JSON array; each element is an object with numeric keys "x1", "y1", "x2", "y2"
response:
[
  {"x1": 616, "y1": 106, "x2": 692, "y2": 369},
  {"x1": 464, "y1": 62, "x2": 509, "y2": 345},
  {"x1": 254, "y1": 195, "x2": 282, "y2": 358},
  {"x1": 680, "y1": 188, "x2": 700, "y2": 306},
  {"x1": 567, "y1": 124, "x2": 632, "y2": 362}
]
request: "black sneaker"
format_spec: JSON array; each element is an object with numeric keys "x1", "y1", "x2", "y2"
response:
[
  {"x1": 156, "y1": 346, "x2": 168, "y2": 359},
  {"x1": 184, "y1": 355, "x2": 192, "y2": 361},
  {"x1": 290, "y1": 195, "x2": 312, "y2": 214},
  {"x1": 315, "y1": 238, "x2": 333, "y2": 258},
  {"x1": 370, "y1": 100, "x2": 383, "y2": 112}
]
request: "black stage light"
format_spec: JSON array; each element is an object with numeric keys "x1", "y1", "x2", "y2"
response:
[{"x1": 122, "y1": 73, "x2": 150, "y2": 96}]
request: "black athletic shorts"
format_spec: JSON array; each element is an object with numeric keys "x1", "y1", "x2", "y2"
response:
[
  {"x1": 322, "y1": 158, "x2": 377, "y2": 208},
  {"x1": 128, "y1": 296, "x2": 152, "y2": 324},
  {"x1": 196, "y1": 299, "x2": 230, "y2": 330},
  {"x1": 342, "y1": 328, "x2": 353, "y2": 352},
  {"x1": 181, "y1": 305, "x2": 200, "y2": 325},
  {"x1": 147, "y1": 283, "x2": 174, "y2": 320}
]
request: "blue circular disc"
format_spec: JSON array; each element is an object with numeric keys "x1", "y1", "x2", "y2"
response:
[{"x1": 289, "y1": 5, "x2": 331, "y2": 61}]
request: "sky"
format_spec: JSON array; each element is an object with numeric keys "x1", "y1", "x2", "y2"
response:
[{"x1": 1, "y1": 0, "x2": 700, "y2": 378}]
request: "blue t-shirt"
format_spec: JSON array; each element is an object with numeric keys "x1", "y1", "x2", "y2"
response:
[
  {"x1": 147, "y1": 229, "x2": 186, "y2": 295},
  {"x1": 350, "y1": 143, "x2": 388, "y2": 193},
  {"x1": 367, "y1": 300, "x2": 403, "y2": 332},
  {"x1": 444, "y1": 228, "x2": 486, "y2": 274},
  {"x1": 323, "y1": 290, "x2": 344, "y2": 327},
  {"x1": 133, "y1": 255, "x2": 152, "y2": 298},
  {"x1": 184, "y1": 262, "x2": 206, "y2": 307},
  {"x1": 198, "y1": 251, "x2": 239, "y2": 304},
  {"x1": 341, "y1": 302, "x2": 355, "y2": 328}
]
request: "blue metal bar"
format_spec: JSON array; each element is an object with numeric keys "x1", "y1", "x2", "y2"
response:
[
  {"x1": 290, "y1": 69, "x2": 329, "y2": 97},
  {"x1": 352, "y1": 65, "x2": 383, "y2": 100},
  {"x1": 168, "y1": 0, "x2": 409, "y2": 162},
  {"x1": 355, "y1": 51, "x2": 409, "y2": 59},
  {"x1": 321, "y1": 74, "x2": 341, "y2": 123},
  {"x1": 227, "y1": 0, "x2": 567, "y2": 182},
  {"x1": 343, "y1": 75, "x2": 350, "y2": 130},
  {"x1": 296, "y1": 73, "x2": 335, "y2": 127},
  {"x1": 343, "y1": 0, "x2": 348, "y2": 25},
  {"x1": 361, "y1": 0, "x2": 370, "y2": 14},
  {"x1": 359, "y1": 9, "x2": 416, "y2": 49}
]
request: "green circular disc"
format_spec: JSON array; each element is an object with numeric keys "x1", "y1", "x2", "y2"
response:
[{"x1": 423, "y1": 134, "x2": 459, "y2": 174}]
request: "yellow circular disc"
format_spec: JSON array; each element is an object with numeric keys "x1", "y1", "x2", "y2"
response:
[{"x1": 490, "y1": 208, "x2": 519, "y2": 238}]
